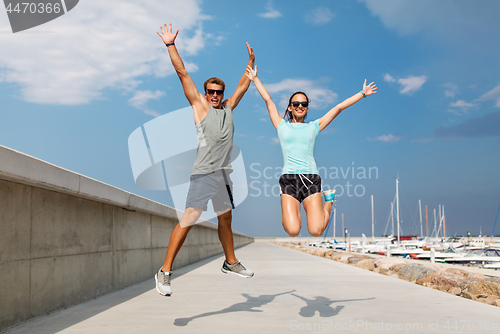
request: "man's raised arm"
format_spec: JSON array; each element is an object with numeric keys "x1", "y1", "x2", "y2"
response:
[
  {"x1": 158, "y1": 23, "x2": 205, "y2": 114},
  {"x1": 224, "y1": 42, "x2": 255, "y2": 111}
]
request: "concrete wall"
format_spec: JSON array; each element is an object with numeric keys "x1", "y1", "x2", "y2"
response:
[{"x1": 0, "y1": 145, "x2": 253, "y2": 331}]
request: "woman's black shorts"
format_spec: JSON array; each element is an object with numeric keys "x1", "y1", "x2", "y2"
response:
[{"x1": 279, "y1": 174, "x2": 322, "y2": 203}]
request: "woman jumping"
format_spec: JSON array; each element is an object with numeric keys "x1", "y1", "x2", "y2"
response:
[{"x1": 246, "y1": 66, "x2": 377, "y2": 237}]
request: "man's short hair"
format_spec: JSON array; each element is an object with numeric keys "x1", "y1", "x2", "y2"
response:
[{"x1": 204, "y1": 77, "x2": 225, "y2": 93}]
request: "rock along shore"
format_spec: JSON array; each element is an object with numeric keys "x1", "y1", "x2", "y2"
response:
[{"x1": 274, "y1": 241, "x2": 500, "y2": 307}]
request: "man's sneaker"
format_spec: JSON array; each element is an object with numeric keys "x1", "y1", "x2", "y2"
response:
[
  {"x1": 221, "y1": 259, "x2": 254, "y2": 278},
  {"x1": 155, "y1": 268, "x2": 172, "y2": 296},
  {"x1": 323, "y1": 189, "x2": 336, "y2": 202}
]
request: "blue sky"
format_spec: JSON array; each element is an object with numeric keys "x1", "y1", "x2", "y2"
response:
[{"x1": 1, "y1": 0, "x2": 499, "y2": 238}]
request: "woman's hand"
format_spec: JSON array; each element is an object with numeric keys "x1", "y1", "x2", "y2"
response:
[
  {"x1": 362, "y1": 79, "x2": 377, "y2": 97},
  {"x1": 245, "y1": 65, "x2": 257, "y2": 82},
  {"x1": 157, "y1": 23, "x2": 179, "y2": 45}
]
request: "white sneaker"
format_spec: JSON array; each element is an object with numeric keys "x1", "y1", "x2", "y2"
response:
[
  {"x1": 155, "y1": 268, "x2": 172, "y2": 296},
  {"x1": 221, "y1": 260, "x2": 254, "y2": 278}
]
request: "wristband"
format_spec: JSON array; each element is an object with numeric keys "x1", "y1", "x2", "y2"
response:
[
  {"x1": 165, "y1": 43, "x2": 175, "y2": 47},
  {"x1": 360, "y1": 91, "x2": 366, "y2": 98}
]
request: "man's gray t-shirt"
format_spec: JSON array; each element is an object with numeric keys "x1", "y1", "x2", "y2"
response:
[{"x1": 192, "y1": 104, "x2": 234, "y2": 175}]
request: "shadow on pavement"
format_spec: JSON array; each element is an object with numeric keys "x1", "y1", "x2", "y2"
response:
[
  {"x1": 174, "y1": 291, "x2": 376, "y2": 326},
  {"x1": 291, "y1": 293, "x2": 376, "y2": 318},
  {"x1": 174, "y1": 290, "x2": 295, "y2": 326}
]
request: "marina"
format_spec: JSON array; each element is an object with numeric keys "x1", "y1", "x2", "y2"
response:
[
  {"x1": 314, "y1": 177, "x2": 500, "y2": 268},
  {"x1": 307, "y1": 237, "x2": 500, "y2": 268}
]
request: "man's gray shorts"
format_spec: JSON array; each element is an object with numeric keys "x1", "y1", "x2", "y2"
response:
[{"x1": 185, "y1": 169, "x2": 235, "y2": 212}]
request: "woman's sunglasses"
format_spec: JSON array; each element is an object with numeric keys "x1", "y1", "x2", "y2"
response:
[
  {"x1": 206, "y1": 89, "x2": 224, "y2": 96},
  {"x1": 291, "y1": 101, "x2": 309, "y2": 108}
]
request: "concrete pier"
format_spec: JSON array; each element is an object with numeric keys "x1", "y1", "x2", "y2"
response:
[
  {"x1": 0, "y1": 145, "x2": 252, "y2": 331},
  {"x1": 5, "y1": 242, "x2": 500, "y2": 334}
]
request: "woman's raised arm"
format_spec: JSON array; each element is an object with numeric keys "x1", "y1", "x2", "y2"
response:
[
  {"x1": 246, "y1": 65, "x2": 282, "y2": 129},
  {"x1": 318, "y1": 79, "x2": 377, "y2": 131}
]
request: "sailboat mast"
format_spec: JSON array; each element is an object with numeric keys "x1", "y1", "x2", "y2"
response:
[
  {"x1": 396, "y1": 178, "x2": 400, "y2": 244},
  {"x1": 433, "y1": 208, "x2": 437, "y2": 238},
  {"x1": 426, "y1": 206, "x2": 429, "y2": 237},
  {"x1": 342, "y1": 213, "x2": 344, "y2": 239},
  {"x1": 391, "y1": 202, "x2": 394, "y2": 236},
  {"x1": 371, "y1": 195, "x2": 374, "y2": 241},
  {"x1": 443, "y1": 205, "x2": 446, "y2": 238},
  {"x1": 419, "y1": 200, "x2": 423, "y2": 238},
  {"x1": 438, "y1": 205, "x2": 443, "y2": 238}
]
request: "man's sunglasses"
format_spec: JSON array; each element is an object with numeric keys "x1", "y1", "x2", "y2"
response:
[
  {"x1": 206, "y1": 89, "x2": 224, "y2": 95},
  {"x1": 291, "y1": 101, "x2": 309, "y2": 108}
]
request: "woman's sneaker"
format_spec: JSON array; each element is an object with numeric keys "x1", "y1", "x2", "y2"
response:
[
  {"x1": 155, "y1": 268, "x2": 172, "y2": 296},
  {"x1": 221, "y1": 260, "x2": 254, "y2": 278},
  {"x1": 323, "y1": 189, "x2": 336, "y2": 202}
]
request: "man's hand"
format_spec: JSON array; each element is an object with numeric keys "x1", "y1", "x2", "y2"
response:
[
  {"x1": 157, "y1": 23, "x2": 179, "y2": 45},
  {"x1": 157, "y1": 23, "x2": 205, "y2": 119},
  {"x1": 245, "y1": 65, "x2": 257, "y2": 82},
  {"x1": 246, "y1": 42, "x2": 255, "y2": 62}
]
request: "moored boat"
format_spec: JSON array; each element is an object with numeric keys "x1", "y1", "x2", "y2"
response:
[
  {"x1": 443, "y1": 248, "x2": 500, "y2": 266},
  {"x1": 417, "y1": 246, "x2": 467, "y2": 262}
]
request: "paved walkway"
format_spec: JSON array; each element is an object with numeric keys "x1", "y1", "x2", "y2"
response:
[{"x1": 6, "y1": 242, "x2": 500, "y2": 334}]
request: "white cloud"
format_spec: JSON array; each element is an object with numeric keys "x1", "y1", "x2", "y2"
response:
[
  {"x1": 397, "y1": 75, "x2": 428, "y2": 95},
  {"x1": 449, "y1": 100, "x2": 474, "y2": 108},
  {"x1": 442, "y1": 83, "x2": 458, "y2": 98},
  {"x1": 0, "y1": 0, "x2": 207, "y2": 105},
  {"x1": 446, "y1": 99, "x2": 476, "y2": 116},
  {"x1": 476, "y1": 84, "x2": 500, "y2": 107},
  {"x1": 445, "y1": 110, "x2": 465, "y2": 116},
  {"x1": 384, "y1": 74, "x2": 396, "y2": 83},
  {"x1": 271, "y1": 137, "x2": 280, "y2": 145},
  {"x1": 264, "y1": 78, "x2": 338, "y2": 110},
  {"x1": 180, "y1": 25, "x2": 207, "y2": 56},
  {"x1": 368, "y1": 134, "x2": 401, "y2": 143},
  {"x1": 128, "y1": 90, "x2": 164, "y2": 117},
  {"x1": 446, "y1": 105, "x2": 471, "y2": 116},
  {"x1": 304, "y1": 7, "x2": 334, "y2": 25},
  {"x1": 258, "y1": 1, "x2": 282, "y2": 19},
  {"x1": 143, "y1": 110, "x2": 161, "y2": 118},
  {"x1": 205, "y1": 33, "x2": 226, "y2": 47},
  {"x1": 128, "y1": 90, "x2": 164, "y2": 109},
  {"x1": 384, "y1": 74, "x2": 427, "y2": 95}
]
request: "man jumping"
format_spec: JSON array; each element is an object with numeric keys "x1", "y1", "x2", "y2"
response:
[{"x1": 155, "y1": 23, "x2": 255, "y2": 296}]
